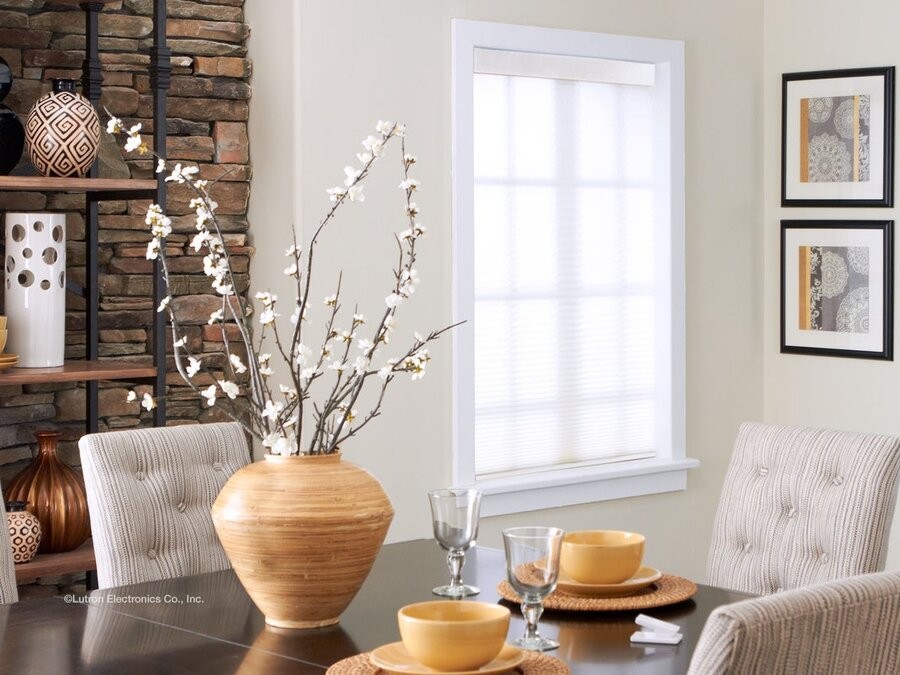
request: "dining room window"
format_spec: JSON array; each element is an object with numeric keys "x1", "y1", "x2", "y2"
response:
[{"x1": 452, "y1": 21, "x2": 695, "y2": 515}]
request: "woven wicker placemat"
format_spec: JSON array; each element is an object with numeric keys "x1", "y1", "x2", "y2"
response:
[
  {"x1": 325, "y1": 650, "x2": 569, "y2": 674},
  {"x1": 497, "y1": 574, "x2": 697, "y2": 612}
]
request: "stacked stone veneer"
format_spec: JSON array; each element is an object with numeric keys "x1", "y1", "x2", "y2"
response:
[{"x1": 0, "y1": 0, "x2": 252, "y2": 595}]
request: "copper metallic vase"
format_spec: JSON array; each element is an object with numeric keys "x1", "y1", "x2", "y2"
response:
[{"x1": 3, "y1": 431, "x2": 90, "y2": 553}]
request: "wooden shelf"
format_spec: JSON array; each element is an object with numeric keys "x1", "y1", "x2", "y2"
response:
[
  {"x1": 0, "y1": 361, "x2": 156, "y2": 385},
  {"x1": 15, "y1": 538, "x2": 95, "y2": 584},
  {"x1": 0, "y1": 176, "x2": 157, "y2": 193}
]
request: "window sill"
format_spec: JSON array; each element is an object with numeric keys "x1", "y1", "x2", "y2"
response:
[{"x1": 472, "y1": 457, "x2": 700, "y2": 517}]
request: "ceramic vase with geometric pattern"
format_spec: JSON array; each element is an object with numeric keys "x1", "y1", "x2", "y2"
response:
[
  {"x1": 25, "y1": 79, "x2": 100, "y2": 178},
  {"x1": 4, "y1": 212, "x2": 66, "y2": 367},
  {"x1": 5, "y1": 500, "x2": 41, "y2": 563}
]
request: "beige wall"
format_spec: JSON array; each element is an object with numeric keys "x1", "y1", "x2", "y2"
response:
[
  {"x1": 763, "y1": 0, "x2": 900, "y2": 568},
  {"x1": 246, "y1": 0, "x2": 764, "y2": 580}
]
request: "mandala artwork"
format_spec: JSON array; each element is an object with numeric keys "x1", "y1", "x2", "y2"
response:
[
  {"x1": 799, "y1": 245, "x2": 869, "y2": 333},
  {"x1": 801, "y1": 95, "x2": 870, "y2": 184}
]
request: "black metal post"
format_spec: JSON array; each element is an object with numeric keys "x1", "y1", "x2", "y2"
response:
[
  {"x1": 150, "y1": 0, "x2": 170, "y2": 427},
  {"x1": 82, "y1": 1, "x2": 103, "y2": 435}
]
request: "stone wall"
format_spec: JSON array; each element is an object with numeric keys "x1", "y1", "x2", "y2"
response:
[{"x1": 0, "y1": 0, "x2": 251, "y2": 596}]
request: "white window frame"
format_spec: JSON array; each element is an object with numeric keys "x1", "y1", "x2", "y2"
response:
[{"x1": 451, "y1": 19, "x2": 697, "y2": 517}]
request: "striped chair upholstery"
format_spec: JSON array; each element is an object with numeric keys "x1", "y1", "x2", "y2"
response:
[
  {"x1": 0, "y1": 490, "x2": 18, "y2": 604},
  {"x1": 688, "y1": 570, "x2": 900, "y2": 674},
  {"x1": 79, "y1": 422, "x2": 250, "y2": 589},
  {"x1": 706, "y1": 422, "x2": 900, "y2": 595}
]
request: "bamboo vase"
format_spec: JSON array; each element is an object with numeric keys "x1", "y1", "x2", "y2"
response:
[{"x1": 211, "y1": 453, "x2": 394, "y2": 629}]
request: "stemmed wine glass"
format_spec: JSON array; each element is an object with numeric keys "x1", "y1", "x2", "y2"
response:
[
  {"x1": 502, "y1": 526, "x2": 565, "y2": 651},
  {"x1": 428, "y1": 488, "x2": 482, "y2": 597}
]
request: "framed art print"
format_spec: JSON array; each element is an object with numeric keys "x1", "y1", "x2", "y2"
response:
[
  {"x1": 781, "y1": 220, "x2": 893, "y2": 360},
  {"x1": 782, "y1": 67, "x2": 894, "y2": 207}
]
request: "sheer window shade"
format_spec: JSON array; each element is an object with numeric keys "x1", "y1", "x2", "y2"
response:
[{"x1": 471, "y1": 51, "x2": 670, "y2": 479}]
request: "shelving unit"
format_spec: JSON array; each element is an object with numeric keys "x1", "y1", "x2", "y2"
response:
[{"x1": 4, "y1": 0, "x2": 170, "y2": 586}]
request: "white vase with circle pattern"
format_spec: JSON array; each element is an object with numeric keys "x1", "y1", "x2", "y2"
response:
[{"x1": 4, "y1": 212, "x2": 66, "y2": 367}]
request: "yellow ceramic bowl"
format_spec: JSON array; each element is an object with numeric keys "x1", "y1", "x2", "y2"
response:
[
  {"x1": 560, "y1": 530, "x2": 645, "y2": 585},
  {"x1": 397, "y1": 600, "x2": 510, "y2": 671},
  {"x1": 0, "y1": 315, "x2": 6, "y2": 329},
  {"x1": 0, "y1": 329, "x2": 7, "y2": 353}
]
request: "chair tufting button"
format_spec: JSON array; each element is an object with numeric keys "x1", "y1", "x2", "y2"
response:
[
  {"x1": 758, "y1": 467, "x2": 768, "y2": 477},
  {"x1": 832, "y1": 476, "x2": 843, "y2": 486},
  {"x1": 820, "y1": 553, "x2": 828, "y2": 563},
  {"x1": 135, "y1": 471, "x2": 144, "y2": 481},
  {"x1": 786, "y1": 507, "x2": 796, "y2": 518},
  {"x1": 147, "y1": 549, "x2": 157, "y2": 559},
  {"x1": 212, "y1": 462, "x2": 224, "y2": 472},
  {"x1": 743, "y1": 542, "x2": 752, "y2": 552},
  {"x1": 177, "y1": 502, "x2": 186, "y2": 512}
]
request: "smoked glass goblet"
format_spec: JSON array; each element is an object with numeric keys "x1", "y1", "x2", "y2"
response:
[
  {"x1": 428, "y1": 488, "x2": 482, "y2": 597},
  {"x1": 502, "y1": 526, "x2": 565, "y2": 651}
]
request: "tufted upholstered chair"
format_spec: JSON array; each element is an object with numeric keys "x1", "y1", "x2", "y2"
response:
[
  {"x1": 79, "y1": 422, "x2": 250, "y2": 589},
  {"x1": 706, "y1": 422, "x2": 900, "y2": 596},
  {"x1": 0, "y1": 489, "x2": 18, "y2": 604},
  {"x1": 687, "y1": 569, "x2": 900, "y2": 675}
]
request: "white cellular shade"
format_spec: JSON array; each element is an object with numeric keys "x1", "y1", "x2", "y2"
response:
[{"x1": 471, "y1": 65, "x2": 663, "y2": 479}]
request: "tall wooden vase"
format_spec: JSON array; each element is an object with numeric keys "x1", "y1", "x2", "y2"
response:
[
  {"x1": 211, "y1": 453, "x2": 394, "y2": 629},
  {"x1": 3, "y1": 431, "x2": 91, "y2": 553}
]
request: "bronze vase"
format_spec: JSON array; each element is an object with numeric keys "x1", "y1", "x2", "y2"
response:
[{"x1": 4, "y1": 431, "x2": 90, "y2": 553}]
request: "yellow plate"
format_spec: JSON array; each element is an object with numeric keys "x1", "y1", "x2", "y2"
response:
[
  {"x1": 369, "y1": 642, "x2": 524, "y2": 675},
  {"x1": 556, "y1": 565, "x2": 663, "y2": 598},
  {"x1": 0, "y1": 354, "x2": 19, "y2": 361}
]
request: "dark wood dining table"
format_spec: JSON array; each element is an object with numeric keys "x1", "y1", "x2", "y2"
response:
[{"x1": 0, "y1": 539, "x2": 751, "y2": 673}]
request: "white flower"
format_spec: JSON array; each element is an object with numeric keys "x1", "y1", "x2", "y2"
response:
[
  {"x1": 255, "y1": 291, "x2": 277, "y2": 307},
  {"x1": 261, "y1": 399, "x2": 284, "y2": 420},
  {"x1": 272, "y1": 435, "x2": 296, "y2": 456},
  {"x1": 285, "y1": 244, "x2": 299, "y2": 257},
  {"x1": 290, "y1": 304, "x2": 303, "y2": 325},
  {"x1": 324, "y1": 294, "x2": 337, "y2": 307},
  {"x1": 284, "y1": 262, "x2": 298, "y2": 277},
  {"x1": 262, "y1": 431, "x2": 281, "y2": 448},
  {"x1": 300, "y1": 366, "x2": 317, "y2": 383},
  {"x1": 219, "y1": 380, "x2": 239, "y2": 399},
  {"x1": 399, "y1": 178, "x2": 420, "y2": 191},
  {"x1": 259, "y1": 307, "x2": 279, "y2": 326},
  {"x1": 279, "y1": 384, "x2": 298, "y2": 399},
  {"x1": 377, "y1": 365, "x2": 393, "y2": 380},
  {"x1": 357, "y1": 338, "x2": 373, "y2": 352},
  {"x1": 191, "y1": 230, "x2": 212, "y2": 252},
  {"x1": 258, "y1": 353, "x2": 272, "y2": 365},
  {"x1": 339, "y1": 330, "x2": 355, "y2": 343},
  {"x1": 347, "y1": 184, "x2": 365, "y2": 202},
  {"x1": 229, "y1": 354, "x2": 247, "y2": 374},
  {"x1": 174, "y1": 336, "x2": 186, "y2": 348},
  {"x1": 376, "y1": 120, "x2": 394, "y2": 135},
  {"x1": 124, "y1": 132, "x2": 144, "y2": 153},
  {"x1": 141, "y1": 393, "x2": 156, "y2": 411},
  {"x1": 362, "y1": 134, "x2": 384, "y2": 157},
  {"x1": 343, "y1": 165, "x2": 362, "y2": 187},
  {"x1": 259, "y1": 365, "x2": 274, "y2": 377},
  {"x1": 156, "y1": 296, "x2": 170, "y2": 313},
  {"x1": 201, "y1": 385, "x2": 217, "y2": 407},
  {"x1": 414, "y1": 331, "x2": 426, "y2": 343},
  {"x1": 353, "y1": 355, "x2": 369, "y2": 375},
  {"x1": 328, "y1": 360, "x2": 348, "y2": 372},
  {"x1": 294, "y1": 343, "x2": 313, "y2": 365},
  {"x1": 357, "y1": 151, "x2": 373, "y2": 164},
  {"x1": 156, "y1": 158, "x2": 166, "y2": 174},
  {"x1": 352, "y1": 313, "x2": 366, "y2": 325},
  {"x1": 394, "y1": 123, "x2": 407, "y2": 137},
  {"x1": 126, "y1": 390, "x2": 138, "y2": 402},
  {"x1": 326, "y1": 186, "x2": 346, "y2": 202},
  {"x1": 208, "y1": 308, "x2": 224, "y2": 325},
  {"x1": 404, "y1": 153, "x2": 417, "y2": 164},
  {"x1": 146, "y1": 239, "x2": 160, "y2": 260},
  {"x1": 403, "y1": 349, "x2": 430, "y2": 380},
  {"x1": 186, "y1": 357, "x2": 201, "y2": 378},
  {"x1": 106, "y1": 116, "x2": 124, "y2": 134},
  {"x1": 385, "y1": 293, "x2": 403, "y2": 309},
  {"x1": 407, "y1": 202, "x2": 419, "y2": 217}
]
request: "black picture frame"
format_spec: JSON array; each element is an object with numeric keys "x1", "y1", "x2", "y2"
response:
[
  {"x1": 781, "y1": 220, "x2": 893, "y2": 360},
  {"x1": 782, "y1": 66, "x2": 894, "y2": 207}
]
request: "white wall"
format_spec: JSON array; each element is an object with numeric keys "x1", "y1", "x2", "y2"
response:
[
  {"x1": 246, "y1": 0, "x2": 764, "y2": 580},
  {"x1": 763, "y1": 0, "x2": 900, "y2": 568}
]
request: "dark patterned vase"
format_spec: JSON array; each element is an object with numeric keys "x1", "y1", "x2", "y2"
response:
[
  {"x1": 5, "y1": 500, "x2": 41, "y2": 563},
  {"x1": 0, "y1": 56, "x2": 24, "y2": 175},
  {"x1": 25, "y1": 79, "x2": 100, "y2": 178}
]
